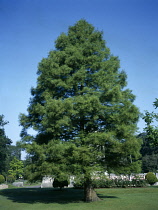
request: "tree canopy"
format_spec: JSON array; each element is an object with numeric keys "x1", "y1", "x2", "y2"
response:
[{"x1": 19, "y1": 19, "x2": 141, "y2": 201}]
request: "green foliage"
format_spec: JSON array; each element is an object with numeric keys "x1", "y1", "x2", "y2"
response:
[
  {"x1": 142, "y1": 99, "x2": 158, "y2": 146},
  {"x1": 19, "y1": 19, "x2": 141, "y2": 201},
  {"x1": 53, "y1": 173, "x2": 69, "y2": 189},
  {"x1": 139, "y1": 133, "x2": 158, "y2": 173},
  {"x1": 145, "y1": 172, "x2": 158, "y2": 185},
  {"x1": 141, "y1": 99, "x2": 158, "y2": 173},
  {"x1": 73, "y1": 178, "x2": 84, "y2": 189},
  {"x1": 8, "y1": 145, "x2": 21, "y2": 160},
  {"x1": 8, "y1": 157, "x2": 24, "y2": 179},
  {"x1": 93, "y1": 179, "x2": 112, "y2": 188},
  {"x1": 7, "y1": 175, "x2": 15, "y2": 183},
  {"x1": 0, "y1": 115, "x2": 12, "y2": 174},
  {"x1": 74, "y1": 177, "x2": 147, "y2": 188},
  {"x1": 0, "y1": 175, "x2": 5, "y2": 184},
  {"x1": 53, "y1": 178, "x2": 69, "y2": 189},
  {"x1": 142, "y1": 154, "x2": 158, "y2": 173},
  {"x1": 131, "y1": 178, "x2": 147, "y2": 187}
]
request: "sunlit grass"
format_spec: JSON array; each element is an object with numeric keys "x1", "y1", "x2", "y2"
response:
[{"x1": 0, "y1": 186, "x2": 158, "y2": 210}]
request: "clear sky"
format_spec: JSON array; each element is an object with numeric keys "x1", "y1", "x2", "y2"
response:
[{"x1": 1, "y1": 0, "x2": 158, "y2": 148}]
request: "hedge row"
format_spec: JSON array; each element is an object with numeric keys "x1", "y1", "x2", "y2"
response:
[{"x1": 74, "y1": 178, "x2": 147, "y2": 189}]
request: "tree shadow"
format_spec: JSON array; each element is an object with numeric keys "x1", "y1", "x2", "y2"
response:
[
  {"x1": 0, "y1": 188, "x2": 118, "y2": 204},
  {"x1": 0, "y1": 188, "x2": 83, "y2": 204},
  {"x1": 97, "y1": 193, "x2": 118, "y2": 199}
]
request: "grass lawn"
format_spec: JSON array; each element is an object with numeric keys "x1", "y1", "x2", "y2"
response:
[{"x1": 0, "y1": 186, "x2": 158, "y2": 210}]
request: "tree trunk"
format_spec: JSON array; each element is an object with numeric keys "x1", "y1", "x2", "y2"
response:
[{"x1": 84, "y1": 178, "x2": 101, "y2": 202}]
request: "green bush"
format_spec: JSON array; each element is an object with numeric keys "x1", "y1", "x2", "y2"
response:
[
  {"x1": 92, "y1": 179, "x2": 103, "y2": 188},
  {"x1": 131, "y1": 178, "x2": 147, "y2": 187},
  {"x1": 0, "y1": 175, "x2": 5, "y2": 184},
  {"x1": 145, "y1": 172, "x2": 158, "y2": 185},
  {"x1": 104, "y1": 179, "x2": 114, "y2": 188},
  {"x1": 7, "y1": 175, "x2": 15, "y2": 183},
  {"x1": 114, "y1": 179, "x2": 129, "y2": 188},
  {"x1": 73, "y1": 177, "x2": 147, "y2": 189},
  {"x1": 53, "y1": 178, "x2": 69, "y2": 189}
]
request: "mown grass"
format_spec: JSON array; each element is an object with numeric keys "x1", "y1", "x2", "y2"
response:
[{"x1": 0, "y1": 186, "x2": 158, "y2": 210}]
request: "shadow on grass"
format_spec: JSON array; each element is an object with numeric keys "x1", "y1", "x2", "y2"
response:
[
  {"x1": 0, "y1": 188, "x2": 82, "y2": 204},
  {"x1": 97, "y1": 194, "x2": 118, "y2": 199},
  {"x1": 0, "y1": 188, "x2": 118, "y2": 204}
]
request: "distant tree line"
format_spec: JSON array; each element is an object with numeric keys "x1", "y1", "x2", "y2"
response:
[{"x1": 0, "y1": 114, "x2": 23, "y2": 179}]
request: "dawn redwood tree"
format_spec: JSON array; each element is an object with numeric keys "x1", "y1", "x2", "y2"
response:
[{"x1": 20, "y1": 20, "x2": 141, "y2": 202}]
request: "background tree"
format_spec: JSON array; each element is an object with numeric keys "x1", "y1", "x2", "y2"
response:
[
  {"x1": 142, "y1": 154, "x2": 158, "y2": 173},
  {"x1": 141, "y1": 99, "x2": 158, "y2": 173},
  {"x1": 8, "y1": 157, "x2": 24, "y2": 179},
  {"x1": 0, "y1": 115, "x2": 12, "y2": 175},
  {"x1": 20, "y1": 20, "x2": 141, "y2": 202},
  {"x1": 8, "y1": 144, "x2": 22, "y2": 161},
  {"x1": 139, "y1": 133, "x2": 158, "y2": 173},
  {"x1": 143, "y1": 98, "x2": 158, "y2": 146}
]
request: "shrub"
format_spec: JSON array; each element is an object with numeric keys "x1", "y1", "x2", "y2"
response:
[
  {"x1": 7, "y1": 175, "x2": 15, "y2": 183},
  {"x1": 104, "y1": 179, "x2": 114, "y2": 188},
  {"x1": 131, "y1": 178, "x2": 147, "y2": 187},
  {"x1": 73, "y1": 177, "x2": 147, "y2": 189},
  {"x1": 0, "y1": 175, "x2": 5, "y2": 184},
  {"x1": 53, "y1": 178, "x2": 69, "y2": 189},
  {"x1": 113, "y1": 179, "x2": 130, "y2": 188},
  {"x1": 145, "y1": 172, "x2": 158, "y2": 185}
]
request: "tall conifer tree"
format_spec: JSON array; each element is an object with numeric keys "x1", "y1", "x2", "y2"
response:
[{"x1": 20, "y1": 20, "x2": 141, "y2": 201}]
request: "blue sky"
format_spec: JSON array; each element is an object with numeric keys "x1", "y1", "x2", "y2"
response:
[{"x1": 1, "y1": 0, "x2": 158, "y2": 148}]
